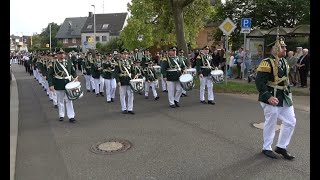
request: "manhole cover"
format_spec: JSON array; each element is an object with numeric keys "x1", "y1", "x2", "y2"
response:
[
  {"x1": 90, "y1": 139, "x2": 132, "y2": 155},
  {"x1": 252, "y1": 122, "x2": 282, "y2": 131}
]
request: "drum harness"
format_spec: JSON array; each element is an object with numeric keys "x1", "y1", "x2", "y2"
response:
[
  {"x1": 167, "y1": 56, "x2": 181, "y2": 72},
  {"x1": 53, "y1": 59, "x2": 72, "y2": 81},
  {"x1": 119, "y1": 59, "x2": 141, "y2": 93}
]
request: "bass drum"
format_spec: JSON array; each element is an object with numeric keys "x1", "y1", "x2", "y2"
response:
[
  {"x1": 129, "y1": 78, "x2": 145, "y2": 93},
  {"x1": 179, "y1": 74, "x2": 194, "y2": 91},
  {"x1": 65, "y1": 81, "x2": 84, "y2": 100}
]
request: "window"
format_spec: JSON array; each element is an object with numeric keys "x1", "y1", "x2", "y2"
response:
[
  {"x1": 96, "y1": 36, "x2": 100, "y2": 42},
  {"x1": 72, "y1": 38, "x2": 76, "y2": 43},
  {"x1": 63, "y1": 39, "x2": 68, "y2": 44},
  {"x1": 86, "y1": 36, "x2": 90, "y2": 41},
  {"x1": 87, "y1": 25, "x2": 92, "y2": 29},
  {"x1": 102, "y1": 36, "x2": 107, "y2": 41},
  {"x1": 102, "y1": 24, "x2": 109, "y2": 29}
]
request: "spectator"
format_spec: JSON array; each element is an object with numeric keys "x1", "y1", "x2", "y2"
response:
[{"x1": 286, "y1": 51, "x2": 298, "y2": 86}]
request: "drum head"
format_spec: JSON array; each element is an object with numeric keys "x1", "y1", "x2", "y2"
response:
[
  {"x1": 179, "y1": 74, "x2": 193, "y2": 82},
  {"x1": 65, "y1": 81, "x2": 80, "y2": 89},
  {"x1": 130, "y1": 79, "x2": 143, "y2": 83},
  {"x1": 186, "y1": 68, "x2": 196, "y2": 72},
  {"x1": 211, "y1": 70, "x2": 223, "y2": 76},
  {"x1": 153, "y1": 65, "x2": 161, "y2": 69}
]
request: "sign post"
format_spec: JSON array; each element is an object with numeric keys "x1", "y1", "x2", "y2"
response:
[
  {"x1": 219, "y1": 17, "x2": 236, "y2": 85},
  {"x1": 241, "y1": 18, "x2": 251, "y2": 80}
]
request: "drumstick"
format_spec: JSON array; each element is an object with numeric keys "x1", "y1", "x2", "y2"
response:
[{"x1": 72, "y1": 76, "x2": 79, "y2": 82}]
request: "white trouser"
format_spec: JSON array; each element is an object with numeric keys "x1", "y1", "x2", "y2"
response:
[
  {"x1": 100, "y1": 76, "x2": 105, "y2": 93},
  {"x1": 260, "y1": 101, "x2": 296, "y2": 150},
  {"x1": 90, "y1": 75, "x2": 95, "y2": 90},
  {"x1": 104, "y1": 78, "x2": 116, "y2": 101},
  {"x1": 84, "y1": 75, "x2": 92, "y2": 91},
  {"x1": 182, "y1": 89, "x2": 186, "y2": 94},
  {"x1": 93, "y1": 78, "x2": 100, "y2": 94},
  {"x1": 33, "y1": 69, "x2": 37, "y2": 78},
  {"x1": 166, "y1": 81, "x2": 182, "y2": 105},
  {"x1": 200, "y1": 76, "x2": 214, "y2": 101},
  {"x1": 161, "y1": 74, "x2": 167, "y2": 91},
  {"x1": 51, "y1": 91, "x2": 57, "y2": 105},
  {"x1": 119, "y1": 85, "x2": 134, "y2": 111},
  {"x1": 145, "y1": 81, "x2": 158, "y2": 98},
  {"x1": 45, "y1": 81, "x2": 49, "y2": 95},
  {"x1": 56, "y1": 90, "x2": 75, "y2": 119},
  {"x1": 36, "y1": 69, "x2": 40, "y2": 81}
]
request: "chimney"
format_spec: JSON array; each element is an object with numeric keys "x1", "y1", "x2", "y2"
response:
[{"x1": 89, "y1": 12, "x2": 93, "y2": 17}]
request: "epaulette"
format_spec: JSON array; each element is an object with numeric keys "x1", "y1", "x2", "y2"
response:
[
  {"x1": 257, "y1": 58, "x2": 271, "y2": 73},
  {"x1": 196, "y1": 55, "x2": 201, "y2": 60}
]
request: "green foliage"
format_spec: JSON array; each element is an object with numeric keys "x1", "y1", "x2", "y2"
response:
[
  {"x1": 121, "y1": 0, "x2": 214, "y2": 50},
  {"x1": 29, "y1": 47, "x2": 78, "y2": 53},
  {"x1": 96, "y1": 37, "x2": 125, "y2": 53},
  {"x1": 39, "y1": 22, "x2": 61, "y2": 48}
]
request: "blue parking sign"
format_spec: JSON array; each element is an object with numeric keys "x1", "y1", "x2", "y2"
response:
[
  {"x1": 83, "y1": 41, "x2": 88, "y2": 46},
  {"x1": 241, "y1": 18, "x2": 251, "y2": 29}
]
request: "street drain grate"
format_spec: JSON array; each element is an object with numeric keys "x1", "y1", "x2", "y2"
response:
[{"x1": 90, "y1": 139, "x2": 132, "y2": 155}]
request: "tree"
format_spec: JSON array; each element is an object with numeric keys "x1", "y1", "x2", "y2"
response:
[
  {"x1": 121, "y1": 0, "x2": 215, "y2": 64},
  {"x1": 39, "y1": 22, "x2": 61, "y2": 49},
  {"x1": 210, "y1": 0, "x2": 310, "y2": 50}
]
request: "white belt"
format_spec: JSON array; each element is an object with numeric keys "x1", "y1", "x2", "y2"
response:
[
  {"x1": 167, "y1": 69, "x2": 179, "y2": 72},
  {"x1": 54, "y1": 75, "x2": 71, "y2": 81},
  {"x1": 200, "y1": 66, "x2": 211, "y2": 69}
]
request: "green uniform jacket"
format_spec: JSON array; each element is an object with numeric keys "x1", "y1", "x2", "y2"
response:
[
  {"x1": 114, "y1": 60, "x2": 131, "y2": 86},
  {"x1": 143, "y1": 67, "x2": 157, "y2": 81},
  {"x1": 82, "y1": 59, "x2": 93, "y2": 75},
  {"x1": 255, "y1": 57, "x2": 292, "y2": 107},
  {"x1": 161, "y1": 56, "x2": 186, "y2": 82},
  {"x1": 47, "y1": 59, "x2": 77, "y2": 90},
  {"x1": 101, "y1": 60, "x2": 116, "y2": 79},
  {"x1": 196, "y1": 54, "x2": 212, "y2": 77},
  {"x1": 91, "y1": 59, "x2": 102, "y2": 79},
  {"x1": 141, "y1": 55, "x2": 152, "y2": 68},
  {"x1": 41, "y1": 59, "x2": 48, "y2": 77},
  {"x1": 131, "y1": 65, "x2": 143, "y2": 79}
]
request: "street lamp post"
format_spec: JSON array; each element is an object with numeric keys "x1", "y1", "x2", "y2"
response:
[
  {"x1": 91, "y1": 5, "x2": 96, "y2": 50},
  {"x1": 49, "y1": 24, "x2": 52, "y2": 52}
]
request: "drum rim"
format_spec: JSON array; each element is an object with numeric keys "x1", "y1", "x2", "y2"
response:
[
  {"x1": 130, "y1": 79, "x2": 144, "y2": 82},
  {"x1": 65, "y1": 81, "x2": 81, "y2": 88},
  {"x1": 180, "y1": 74, "x2": 193, "y2": 82}
]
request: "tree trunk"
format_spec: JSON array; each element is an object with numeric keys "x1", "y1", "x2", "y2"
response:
[{"x1": 172, "y1": 1, "x2": 190, "y2": 66}]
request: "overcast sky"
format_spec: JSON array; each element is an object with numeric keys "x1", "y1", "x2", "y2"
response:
[
  {"x1": 10, "y1": 0, "x2": 131, "y2": 36},
  {"x1": 10, "y1": 0, "x2": 225, "y2": 36}
]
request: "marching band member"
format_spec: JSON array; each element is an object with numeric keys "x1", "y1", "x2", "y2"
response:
[
  {"x1": 141, "y1": 48, "x2": 152, "y2": 69},
  {"x1": 47, "y1": 49, "x2": 77, "y2": 123},
  {"x1": 161, "y1": 46, "x2": 186, "y2": 108},
  {"x1": 114, "y1": 49, "x2": 135, "y2": 114},
  {"x1": 91, "y1": 53, "x2": 104, "y2": 97},
  {"x1": 159, "y1": 51, "x2": 168, "y2": 92},
  {"x1": 82, "y1": 52, "x2": 94, "y2": 92},
  {"x1": 143, "y1": 60, "x2": 160, "y2": 100},
  {"x1": 196, "y1": 46, "x2": 215, "y2": 105},
  {"x1": 101, "y1": 53, "x2": 117, "y2": 103},
  {"x1": 178, "y1": 49, "x2": 189, "y2": 97}
]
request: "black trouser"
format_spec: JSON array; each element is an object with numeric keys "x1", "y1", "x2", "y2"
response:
[{"x1": 299, "y1": 69, "x2": 308, "y2": 87}]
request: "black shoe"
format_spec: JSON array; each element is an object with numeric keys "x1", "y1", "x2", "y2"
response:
[
  {"x1": 107, "y1": 101, "x2": 111, "y2": 103},
  {"x1": 169, "y1": 104, "x2": 176, "y2": 108},
  {"x1": 50, "y1": 99, "x2": 53, "y2": 101},
  {"x1": 208, "y1": 100, "x2": 216, "y2": 105},
  {"x1": 200, "y1": 100, "x2": 207, "y2": 104},
  {"x1": 122, "y1": 110, "x2": 128, "y2": 114},
  {"x1": 155, "y1": 96, "x2": 160, "y2": 100},
  {"x1": 274, "y1": 147, "x2": 295, "y2": 160},
  {"x1": 139, "y1": 92, "x2": 142, "y2": 95},
  {"x1": 262, "y1": 150, "x2": 278, "y2": 159},
  {"x1": 92, "y1": 89, "x2": 95, "y2": 93},
  {"x1": 96, "y1": 94, "x2": 99, "y2": 97},
  {"x1": 100, "y1": 92, "x2": 104, "y2": 96},
  {"x1": 54, "y1": 105, "x2": 58, "y2": 108},
  {"x1": 174, "y1": 101, "x2": 180, "y2": 107},
  {"x1": 69, "y1": 118, "x2": 76, "y2": 123},
  {"x1": 145, "y1": 96, "x2": 149, "y2": 99},
  {"x1": 128, "y1": 111, "x2": 135, "y2": 115},
  {"x1": 59, "y1": 117, "x2": 64, "y2": 121},
  {"x1": 111, "y1": 98, "x2": 114, "y2": 102},
  {"x1": 181, "y1": 93, "x2": 187, "y2": 97},
  {"x1": 87, "y1": 90, "x2": 90, "y2": 92}
]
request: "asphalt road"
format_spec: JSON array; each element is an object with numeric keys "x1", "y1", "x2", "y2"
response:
[{"x1": 11, "y1": 64, "x2": 310, "y2": 180}]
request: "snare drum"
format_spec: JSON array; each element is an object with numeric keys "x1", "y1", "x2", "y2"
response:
[
  {"x1": 186, "y1": 68, "x2": 197, "y2": 77},
  {"x1": 65, "y1": 81, "x2": 84, "y2": 100},
  {"x1": 179, "y1": 74, "x2": 194, "y2": 91},
  {"x1": 153, "y1": 65, "x2": 161, "y2": 77},
  {"x1": 210, "y1": 69, "x2": 224, "y2": 84},
  {"x1": 129, "y1": 78, "x2": 145, "y2": 93}
]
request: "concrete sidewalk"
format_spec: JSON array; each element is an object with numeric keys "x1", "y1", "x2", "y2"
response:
[{"x1": 10, "y1": 73, "x2": 19, "y2": 180}]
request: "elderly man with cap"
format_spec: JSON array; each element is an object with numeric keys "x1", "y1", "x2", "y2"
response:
[
  {"x1": 255, "y1": 36, "x2": 296, "y2": 160},
  {"x1": 47, "y1": 48, "x2": 78, "y2": 123},
  {"x1": 115, "y1": 49, "x2": 135, "y2": 114},
  {"x1": 196, "y1": 45, "x2": 216, "y2": 105},
  {"x1": 161, "y1": 46, "x2": 186, "y2": 108}
]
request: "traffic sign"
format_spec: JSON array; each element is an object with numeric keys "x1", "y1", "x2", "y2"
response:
[
  {"x1": 83, "y1": 41, "x2": 88, "y2": 46},
  {"x1": 241, "y1": 18, "x2": 251, "y2": 28},
  {"x1": 219, "y1": 17, "x2": 236, "y2": 36},
  {"x1": 241, "y1": 18, "x2": 251, "y2": 34}
]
